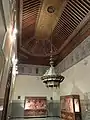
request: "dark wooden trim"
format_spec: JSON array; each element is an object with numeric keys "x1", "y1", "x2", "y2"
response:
[
  {"x1": 9, "y1": 115, "x2": 61, "y2": 119},
  {"x1": 1, "y1": 66, "x2": 12, "y2": 120}
]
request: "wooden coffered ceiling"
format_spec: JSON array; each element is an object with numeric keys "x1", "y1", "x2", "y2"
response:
[{"x1": 16, "y1": 0, "x2": 90, "y2": 66}]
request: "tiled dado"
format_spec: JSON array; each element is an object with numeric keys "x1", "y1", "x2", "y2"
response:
[{"x1": 56, "y1": 35, "x2": 90, "y2": 73}]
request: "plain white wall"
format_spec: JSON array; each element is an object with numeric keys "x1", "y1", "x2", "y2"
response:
[
  {"x1": 12, "y1": 55, "x2": 90, "y2": 101},
  {"x1": 12, "y1": 55, "x2": 90, "y2": 100},
  {"x1": 59, "y1": 55, "x2": 90, "y2": 99},
  {"x1": 12, "y1": 75, "x2": 54, "y2": 100}
]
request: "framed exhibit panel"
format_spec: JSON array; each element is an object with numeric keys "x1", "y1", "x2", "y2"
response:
[
  {"x1": 60, "y1": 95, "x2": 82, "y2": 120},
  {"x1": 24, "y1": 97, "x2": 47, "y2": 117}
]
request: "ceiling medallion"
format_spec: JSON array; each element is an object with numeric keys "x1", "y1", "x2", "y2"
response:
[{"x1": 47, "y1": 6, "x2": 55, "y2": 13}]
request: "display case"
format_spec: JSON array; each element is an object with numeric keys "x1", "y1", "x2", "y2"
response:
[
  {"x1": 24, "y1": 97, "x2": 47, "y2": 117},
  {"x1": 60, "y1": 95, "x2": 82, "y2": 120}
]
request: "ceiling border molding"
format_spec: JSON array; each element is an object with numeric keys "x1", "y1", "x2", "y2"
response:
[
  {"x1": 18, "y1": 63, "x2": 49, "y2": 76},
  {"x1": 56, "y1": 35, "x2": 90, "y2": 73}
]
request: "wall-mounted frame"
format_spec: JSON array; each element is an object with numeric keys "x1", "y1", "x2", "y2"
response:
[
  {"x1": 24, "y1": 97, "x2": 47, "y2": 117},
  {"x1": 60, "y1": 95, "x2": 82, "y2": 120}
]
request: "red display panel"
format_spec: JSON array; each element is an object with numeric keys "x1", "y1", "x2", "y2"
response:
[
  {"x1": 60, "y1": 95, "x2": 82, "y2": 120},
  {"x1": 24, "y1": 97, "x2": 47, "y2": 117},
  {"x1": 61, "y1": 97, "x2": 73, "y2": 113}
]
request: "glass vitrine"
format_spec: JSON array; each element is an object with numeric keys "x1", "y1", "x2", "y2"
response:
[{"x1": 60, "y1": 95, "x2": 82, "y2": 120}]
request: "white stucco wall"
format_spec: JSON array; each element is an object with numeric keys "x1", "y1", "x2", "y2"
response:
[
  {"x1": 12, "y1": 75, "x2": 54, "y2": 100},
  {"x1": 12, "y1": 55, "x2": 90, "y2": 101},
  {"x1": 59, "y1": 55, "x2": 90, "y2": 100}
]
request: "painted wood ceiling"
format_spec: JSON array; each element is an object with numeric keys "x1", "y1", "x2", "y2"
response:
[{"x1": 16, "y1": 0, "x2": 90, "y2": 65}]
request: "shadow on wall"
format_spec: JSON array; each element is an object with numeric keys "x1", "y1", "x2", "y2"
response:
[{"x1": 71, "y1": 81, "x2": 84, "y2": 98}]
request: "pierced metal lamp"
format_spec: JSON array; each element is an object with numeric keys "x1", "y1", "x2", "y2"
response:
[{"x1": 41, "y1": 38, "x2": 64, "y2": 88}]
